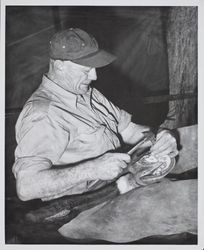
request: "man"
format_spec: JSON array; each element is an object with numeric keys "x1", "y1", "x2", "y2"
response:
[{"x1": 12, "y1": 28, "x2": 178, "y2": 202}]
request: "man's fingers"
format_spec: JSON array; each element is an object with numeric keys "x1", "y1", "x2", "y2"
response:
[
  {"x1": 119, "y1": 161, "x2": 128, "y2": 169},
  {"x1": 150, "y1": 130, "x2": 178, "y2": 158},
  {"x1": 168, "y1": 150, "x2": 179, "y2": 158},
  {"x1": 151, "y1": 140, "x2": 176, "y2": 154},
  {"x1": 151, "y1": 139, "x2": 168, "y2": 151},
  {"x1": 155, "y1": 129, "x2": 166, "y2": 140},
  {"x1": 151, "y1": 133, "x2": 176, "y2": 151},
  {"x1": 153, "y1": 149, "x2": 178, "y2": 158},
  {"x1": 114, "y1": 153, "x2": 131, "y2": 163}
]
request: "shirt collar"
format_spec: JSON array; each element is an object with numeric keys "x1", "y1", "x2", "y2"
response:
[{"x1": 41, "y1": 74, "x2": 92, "y2": 107}]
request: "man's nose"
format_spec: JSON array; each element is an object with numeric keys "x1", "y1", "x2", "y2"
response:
[{"x1": 88, "y1": 68, "x2": 97, "y2": 81}]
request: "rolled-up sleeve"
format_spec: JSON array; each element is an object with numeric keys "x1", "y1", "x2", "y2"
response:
[
  {"x1": 13, "y1": 111, "x2": 69, "y2": 178},
  {"x1": 117, "y1": 108, "x2": 132, "y2": 133}
]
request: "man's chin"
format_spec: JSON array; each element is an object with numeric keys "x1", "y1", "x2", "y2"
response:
[{"x1": 78, "y1": 85, "x2": 90, "y2": 94}]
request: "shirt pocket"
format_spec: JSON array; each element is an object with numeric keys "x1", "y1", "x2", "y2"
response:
[{"x1": 74, "y1": 125, "x2": 116, "y2": 157}]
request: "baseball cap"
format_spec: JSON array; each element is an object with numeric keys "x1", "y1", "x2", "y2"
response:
[{"x1": 49, "y1": 28, "x2": 116, "y2": 68}]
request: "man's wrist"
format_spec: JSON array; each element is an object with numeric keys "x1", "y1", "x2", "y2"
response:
[{"x1": 79, "y1": 159, "x2": 98, "y2": 181}]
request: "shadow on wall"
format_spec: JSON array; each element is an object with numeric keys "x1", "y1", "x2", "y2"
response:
[{"x1": 95, "y1": 65, "x2": 169, "y2": 127}]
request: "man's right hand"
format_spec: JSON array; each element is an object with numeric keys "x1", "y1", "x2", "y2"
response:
[{"x1": 91, "y1": 153, "x2": 131, "y2": 181}]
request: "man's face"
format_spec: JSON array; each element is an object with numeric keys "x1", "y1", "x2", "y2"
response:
[{"x1": 61, "y1": 61, "x2": 97, "y2": 95}]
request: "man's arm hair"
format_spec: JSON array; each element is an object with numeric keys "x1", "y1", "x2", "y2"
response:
[
  {"x1": 16, "y1": 159, "x2": 96, "y2": 201},
  {"x1": 15, "y1": 151, "x2": 131, "y2": 201}
]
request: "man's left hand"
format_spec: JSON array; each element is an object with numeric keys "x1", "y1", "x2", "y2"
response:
[{"x1": 150, "y1": 129, "x2": 179, "y2": 158}]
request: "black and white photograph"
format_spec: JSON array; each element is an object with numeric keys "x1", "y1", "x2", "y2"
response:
[{"x1": 1, "y1": 0, "x2": 203, "y2": 247}]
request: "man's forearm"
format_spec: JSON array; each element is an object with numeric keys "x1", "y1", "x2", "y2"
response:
[
  {"x1": 120, "y1": 122, "x2": 150, "y2": 145},
  {"x1": 16, "y1": 160, "x2": 96, "y2": 201}
]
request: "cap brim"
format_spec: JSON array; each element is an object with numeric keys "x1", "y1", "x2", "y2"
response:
[{"x1": 72, "y1": 49, "x2": 116, "y2": 68}]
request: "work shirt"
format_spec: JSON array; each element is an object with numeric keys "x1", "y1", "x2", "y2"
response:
[{"x1": 12, "y1": 75, "x2": 132, "y2": 199}]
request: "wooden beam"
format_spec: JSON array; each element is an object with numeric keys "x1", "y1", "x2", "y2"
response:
[{"x1": 143, "y1": 92, "x2": 197, "y2": 104}]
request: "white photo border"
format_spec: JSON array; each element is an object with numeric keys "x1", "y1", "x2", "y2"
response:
[{"x1": 1, "y1": 0, "x2": 203, "y2": 249}]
